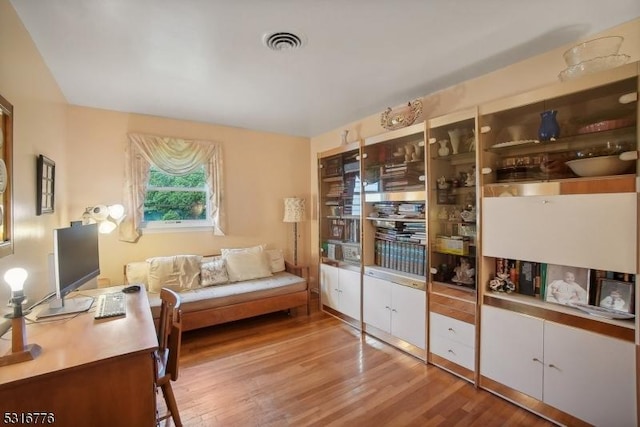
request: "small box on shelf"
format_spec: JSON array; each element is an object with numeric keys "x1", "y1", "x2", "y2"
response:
[{"x1": 436, "y1": 236, "x2": 469, "y2": 255}]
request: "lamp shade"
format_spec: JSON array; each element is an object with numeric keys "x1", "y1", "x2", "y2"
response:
[
  {"x1": 283, "y1": 198, "x2": 305, "y2": 223},
  {"x1": 82, "y1": 203, "x2": 126, "y2": 234}
]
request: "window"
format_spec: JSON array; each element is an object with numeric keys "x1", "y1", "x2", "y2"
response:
[
  {"x1": 120, "y1": 133, "x2": 224, "y2": 242},
  {"x1": 143, "y1": 165, "x2": 210, "y2": 228}
]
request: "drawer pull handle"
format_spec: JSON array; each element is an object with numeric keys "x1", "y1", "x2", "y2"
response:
[
  {"x1": 548, "y1": 363, "x2": 560, "y2": 370},
  {"x1": 532, "y1": 358, "x2": 543, "y2": 364}
]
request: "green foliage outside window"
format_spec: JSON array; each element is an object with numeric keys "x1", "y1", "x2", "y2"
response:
[{"x1": 144, "y1": 166, "x2": 208, "y2": 221}]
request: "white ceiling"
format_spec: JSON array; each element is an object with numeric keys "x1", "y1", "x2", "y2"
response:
[{"x1": 10, "y1": 0, "x2": 640, "y2": 138}]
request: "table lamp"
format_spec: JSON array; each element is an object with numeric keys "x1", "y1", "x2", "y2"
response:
[
  {"x1": 283, "y1": 197, "x2": 305, "y2": 265},
  {"x1": 0, "y1": 268, "x2": 41, "y2": 367}
]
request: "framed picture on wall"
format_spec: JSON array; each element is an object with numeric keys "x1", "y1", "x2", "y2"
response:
[
  {"x1": 543, "y1": 264, "x2": 590, "y2": 306},
  {"x1": 36, "y1": 154, "x2": 55, "y2": 215}
]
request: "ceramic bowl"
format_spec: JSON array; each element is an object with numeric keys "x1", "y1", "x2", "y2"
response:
[
  {"x1": 563, "y1": 36, "x2": 623, "y2": 66},
  {"x1": 565, "y1": 155, "x2": 633, "y2": 177}
]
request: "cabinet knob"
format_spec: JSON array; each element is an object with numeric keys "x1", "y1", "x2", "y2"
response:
[
  {"x1": 542, "y1": 200, "x2": 550, "y2": 204},
  {"x1": 430, "y1": 267, "x2": 438, "y2": 275},
  {"x1": 385, "y1": 305, "x2": 391, "y2": 310},
  {"x1": 361, "y1": 153, "x2": 368, "y2": 159},
  {"x1": 532, "y1": 357, "x2": 543, "y2": 364},
  {"x1": 548, "y1": 363, "x2": 559, "y2": 370},
  {"x1": 391, "y1": 308, "x2": 398, "y2": 313},
  {"x1": 447, "y1": 349, "x2": 456, "y2": 355},
  {"x1": 428, "y1": 137, "x2": 437, "y2": 144},
  {"x1": 480, "y1": 126, "x2": 491, "y2": 134},
  {"x1": 448, "y1": 327, "x2": 455, "y2": 332},
  {"x1": 481, "y1": 167, "x2": 492, "y2": 175},
  {"x1": 419, "y1": 175, "x2": 426, "y2": 182}
]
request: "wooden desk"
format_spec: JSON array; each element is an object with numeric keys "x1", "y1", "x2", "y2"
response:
[{"x1": 0, "y1": 287, "x2": 158, "y2": 426}]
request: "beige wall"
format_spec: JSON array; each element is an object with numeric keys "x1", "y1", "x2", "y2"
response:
[
  {"x1": 0, "y1": 1, "x2": 69, "y2": 304},
  {"x1": 66, "y1": 107, "x2": 310, "y2": 285},
  {"x1": 308, "y1": 18, "x2": 640, "y2": 289}
]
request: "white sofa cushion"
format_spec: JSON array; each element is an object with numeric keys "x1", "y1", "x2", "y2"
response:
[
  {"x1": 224, "y1": 251, "x2": 272, "y2": 282},
  {"x1": 265, "y1": 249, "x2": 285, "y2": 273}
]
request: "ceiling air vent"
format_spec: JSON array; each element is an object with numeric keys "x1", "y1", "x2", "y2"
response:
[{"x1": 263, "y1": 32, "x2": 305, "y2": 51}]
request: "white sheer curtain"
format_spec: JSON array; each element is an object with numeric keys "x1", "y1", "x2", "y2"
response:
[{"x1": 119, "y1": 133, "x2": 225, "y2": 242}]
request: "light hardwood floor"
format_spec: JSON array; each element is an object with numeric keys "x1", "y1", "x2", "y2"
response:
[{"x1": 171, "y1": 299, "x2": 554, "y2": 426}]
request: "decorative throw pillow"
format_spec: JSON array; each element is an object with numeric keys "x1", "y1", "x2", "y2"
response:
[
  {"x1": 125, "y1": 261, "x2": 149, "y2": 289},
  {"x1": 220, "y1": 244, "x2": 265, "y2": 257},
  {"x1": 200, "y1": 258, "x2": 229, "y2": 287},
  {"x1": 146, "y1": 255, "x2": 202, "y2": 293},
  {"x1": 224, "y1": 251, "x2": 272, "y2": 282},
  {"x1": 265, "y1": 249, "x2": 285, "y2": 273}
]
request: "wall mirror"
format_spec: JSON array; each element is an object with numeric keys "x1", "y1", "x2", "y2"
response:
[{"x1": 0, "y1": 94, "x2": 13, "y2": 258}]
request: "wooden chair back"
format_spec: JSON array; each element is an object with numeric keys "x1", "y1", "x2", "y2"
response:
[{"x1": 157, "y1": 288, "x2": 181, "y2": 350}]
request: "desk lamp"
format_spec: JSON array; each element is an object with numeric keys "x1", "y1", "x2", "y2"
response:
[
  {"x1": 0, "y1": 268, "x2": 41, "y2": 367},
  {"x1": 82, "y1": 203, "x2": 125, "y2": 234},
  {"x1": 283, "y1": 197, "x2": 305, "y2": 265}
]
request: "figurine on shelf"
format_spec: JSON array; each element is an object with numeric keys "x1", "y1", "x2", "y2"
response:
[
  {"x1": 488, "y1": 272, "x2": 516, "y2": 293},
  {"x1": 453, "y1": 257, "x2": 475, "y2": 285},
  {"x1": 464, "y1": 165, "x2": 476, "y2": 187},
  {"x1": 438, "y1": 207, "x2": 449, "y2": 220},
  {"x1": 460, "y1": 206, "x2": 476, "y2": 223},
  {"x1": 437, "y1": 176, "x2": 450, "y2": 189}
]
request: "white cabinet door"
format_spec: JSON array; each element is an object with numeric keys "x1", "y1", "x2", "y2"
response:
[
  {"x1": 391, "y1": 284, "x2": 426, "y2": 349},
  {"x1": 338, "y1": 268, "x2": 361, "y2": 321},
  {"x1": 483, "y1": 193, "x2": 636, "y2": 272},
  {"x1": 543, "y1": 321, "x2": 636, "y2": 427},
  {"x1": 320, "y1": 264, "x2": 340, "y2": 311},
  {"x1": 363, "y1": 275, "x2": 391, "y2": 333},
  {"x1": 480, "y1": 306, "x2": 544, "y2": 400}
]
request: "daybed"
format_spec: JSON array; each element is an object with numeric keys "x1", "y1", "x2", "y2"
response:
[{"x1": 124, "y1": 247, "x2": 309, "y2": 331}]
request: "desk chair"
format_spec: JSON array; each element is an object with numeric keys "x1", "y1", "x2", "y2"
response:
[{"x1": 156, "y1": 288, "x2": 183, "y2": 427}]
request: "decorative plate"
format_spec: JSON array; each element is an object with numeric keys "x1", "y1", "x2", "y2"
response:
[
  {"x1": 0, "y1": 159, "x2": 6, "y2": 194},
  {"x1": 380, "y1": 99, "x2": 422, "y2": 130},
  {"x1": 570, "y1": 303, "x2": 635, "y2": 320}
]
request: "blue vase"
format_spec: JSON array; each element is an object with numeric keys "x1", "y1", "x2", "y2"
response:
[{"x1": 538, "y1": 110, "x2": 560, "y2": 141}]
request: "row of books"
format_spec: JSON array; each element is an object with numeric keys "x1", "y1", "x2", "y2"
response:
[
  {"x1": 371, "y1": 202, "x2": 425, "y2": 219},
  {"x1": 375, "y1": 239, "x2": 426, "y2": 276}
]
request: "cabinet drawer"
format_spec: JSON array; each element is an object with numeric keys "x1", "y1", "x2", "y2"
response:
[
  {"x1": 430, "y1": 312, "x2": 475, "y2": 348},
  {"x1": 430, "y1": 334, "x2": 475, "y2": 371}
]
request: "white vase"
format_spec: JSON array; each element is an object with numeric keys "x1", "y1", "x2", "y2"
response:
[
  {"x1": 448, "y1": 129, "x2": 463, "y2": 154},
  {"x1": 437, "y1": 140, "x2": 450, "y2": 157}
]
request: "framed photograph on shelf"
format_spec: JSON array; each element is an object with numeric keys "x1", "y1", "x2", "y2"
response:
[
  {"x1": 596, "y1": 278, "x2": 634, "y2": 314},
  {"x1": 543, "y1": 264, "x2": 590, "y2": 306},
  {"x1": 36, "y1": 154, "x2": 55, "y2": 215}
]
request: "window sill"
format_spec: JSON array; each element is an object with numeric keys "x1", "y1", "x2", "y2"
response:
[{"x1": 141, "y1": 224, "x2": 216, "y2": 235}]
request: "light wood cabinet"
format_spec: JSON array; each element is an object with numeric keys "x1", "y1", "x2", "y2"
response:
[
  {"x1": 481, "y1": 305, "x2": 636, "y2": 426},
  {"x1": 363, "y1": 273, "x2": 426, "y2": 350}
]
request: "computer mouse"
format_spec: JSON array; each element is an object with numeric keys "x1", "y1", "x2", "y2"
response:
[{"x1": 123, "y1": 285, "x2": 141, "y2": 293}]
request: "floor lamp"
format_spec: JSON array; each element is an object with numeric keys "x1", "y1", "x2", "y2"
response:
[{"x1": 283, "y1": 197, "x2": 305, "y2": 266}]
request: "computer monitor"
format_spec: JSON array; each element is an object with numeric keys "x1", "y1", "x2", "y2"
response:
[{"x1": 37, "y1": 223, "x2": 100, "y2": 318}]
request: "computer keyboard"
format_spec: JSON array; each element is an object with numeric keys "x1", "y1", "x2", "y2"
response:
[{"x1": 94, "y1": 292, "x2": 126, "y2": 319}]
